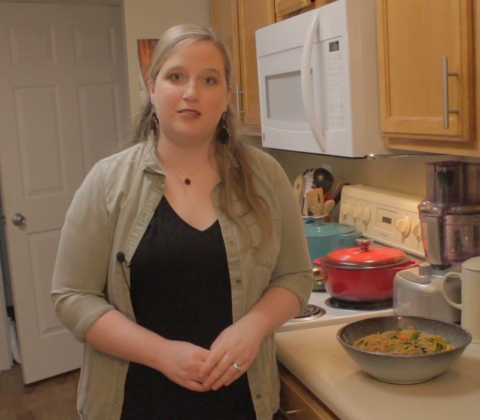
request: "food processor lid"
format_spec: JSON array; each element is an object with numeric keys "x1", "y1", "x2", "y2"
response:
[
  {"x1": 303, "y1": 217, "x2": 356, "y2": 237},
  {"x1": 323, "y1": 238, "x2": 409, "y2": 269}
]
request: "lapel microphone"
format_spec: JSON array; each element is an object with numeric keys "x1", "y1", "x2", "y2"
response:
[{"x1": 116, "y1": 251, "x2": 130, "y2": 290}]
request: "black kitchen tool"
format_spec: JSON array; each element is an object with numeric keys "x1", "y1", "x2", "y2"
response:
[{"x1": 313, "y1": 168, "x2": 334, "y2": 193}]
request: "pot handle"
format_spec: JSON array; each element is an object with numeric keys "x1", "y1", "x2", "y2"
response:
[
  {"x1": 334, "y1": 231, "x2": 363, "y2": 249},
  {"x1": 401, "y1": 259, "x2": 420, "y2": 270},
  {"x1": 312, "y1": 258, "x2": 324, "y2": 283},
  {"x1": 312, "y1": 266, "x2": 324, "y2": 281}
]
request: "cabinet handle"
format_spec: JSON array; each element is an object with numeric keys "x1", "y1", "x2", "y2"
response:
[
  {"x1": 279, "y1": 407, "x2": 303, "y2": 419},
  {"x1": 442, "y1": 56, "x2": 459, "y2": 129},
  {"x1": 286, "y1": 409, "x2": 303, "y2": 415},
  {"x1": 235, "y1": 83, "x2": 245, "y2": 121}
]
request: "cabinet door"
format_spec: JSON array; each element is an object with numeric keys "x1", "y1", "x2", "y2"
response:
[
  {"x1": 275, "y1": 0, "x2": 311, "y2": 16},
  {"x1": 377, "y1": 0, "x2": 474, "y2": 143},
  {"x1": 279, "y1": 364, "x2": 340, "y2": 420},
  {"x1": 475, "y1": 0, "x2": 480, "y2": 150},
  {"x1": 209, "y1": 0, "x2": 242, "y2": 109},
  {"x1": 210, "y1": 0, "x2": 274, "y2": 135},
  {"x1": 237, "y1": 0, "x2": 275, "y2": 132},
  {"x1": 275, "y1": 1, "x2": 336, "y2": 22}
]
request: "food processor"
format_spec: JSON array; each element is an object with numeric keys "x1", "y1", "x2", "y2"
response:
[
  {"x1": 394, "y1": 161, "x2": 480, "y2": 322},
  {"x1": 420, "y1": 161, "x2": 480, "y2": 268}
]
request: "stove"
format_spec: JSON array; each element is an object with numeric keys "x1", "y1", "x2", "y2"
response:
[
  {"x1": 279, "y1": 291, "x2": 394, "y2": 332},
  {"x1": 278, "y1": 184, "x2": 425, "y2": 333},
  {"x1": 324, "y1": 297, "x2": 393, "y2": 310},
  {"x1": 290, "y1": 304, "x2": 326, "y2": 322}
]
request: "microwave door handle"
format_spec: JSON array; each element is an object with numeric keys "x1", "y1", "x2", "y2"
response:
[{"x1": 301, "y1": 13, "x2": 326, "y2": 152}]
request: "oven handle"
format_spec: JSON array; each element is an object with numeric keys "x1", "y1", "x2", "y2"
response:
[{"x1": 301, "y1": 12, "x2": 326, "y2": 153}]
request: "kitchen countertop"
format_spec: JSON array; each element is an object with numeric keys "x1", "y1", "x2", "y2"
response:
[{"x1": 276, "y1": 324, "x2": 480, "y2": 420}]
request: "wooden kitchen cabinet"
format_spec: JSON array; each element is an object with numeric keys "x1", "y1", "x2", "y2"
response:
[
  {"x1": 210, "y1": 0, "x2": 275, "y2": 135},
  {"x1": 275, "y1": 0, "x2": 312, "y2": 18},
  {"x1": 275, "y1": 0, "x2": 336, "y2": 21},
  {"x1": 377, "y1": 0, "x2": 480, "y2": 156},
  {"x1": 278, "y1": 364, "x2": 340, "y2": 420}
]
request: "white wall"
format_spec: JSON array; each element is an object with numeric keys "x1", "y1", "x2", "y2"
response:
[{"x1": 122, "y1": 0, "x2": 210, "y2": 120}]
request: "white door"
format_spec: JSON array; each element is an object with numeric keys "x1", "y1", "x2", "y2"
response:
[{"x1": 0, "y1": 2, "x2": 129, "y2": 384}]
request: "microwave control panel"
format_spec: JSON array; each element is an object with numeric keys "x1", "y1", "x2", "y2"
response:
[
  {"x1": 339, "y1": 185, "x2": 425, "y2": 258},
  {"x1": 325, "y1": 38, "x2": 345, "y2": 130}
]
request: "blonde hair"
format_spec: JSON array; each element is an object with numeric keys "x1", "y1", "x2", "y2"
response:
[{"x1": 132, "y1": 24, "x2": 272, "y2": 249}]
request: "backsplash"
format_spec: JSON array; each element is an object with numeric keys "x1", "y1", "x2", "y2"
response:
[{"x1": 245, "y1": 136, "x2": 480, "y2": 199}]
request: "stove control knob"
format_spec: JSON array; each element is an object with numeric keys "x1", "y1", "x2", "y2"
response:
[
  {"x1": 340, "y1": 203, "x2": 350, "y2": 217},
  {"x1": 349, "y1": 205, "x2": 359, "y2": 219},
  {"x1": 359, "y1": 206, "x2": 371, "y2": 224},
  {"x1": 396, "y1": 216, "x2": 411, "y2": 237},
  {"x1": 412, "y1": 223, "x2": 422, "y2": 240}
]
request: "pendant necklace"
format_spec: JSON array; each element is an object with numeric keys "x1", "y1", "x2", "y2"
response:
[{"x1": 170, "y1": 159, "x2": 210, "y2": 186}]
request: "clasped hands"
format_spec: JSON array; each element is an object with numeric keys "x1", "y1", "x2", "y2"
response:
[{"x1": 157, "y1": 320, "x2": 264, "y2": 392}]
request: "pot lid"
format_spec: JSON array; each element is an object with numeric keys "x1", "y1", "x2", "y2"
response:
[
  {"x1": 323, "y1": 238, "x2": 409, "y2": 269},
  {"x1": 303, "y1": 216, "x2": 357, "y2": 237}
]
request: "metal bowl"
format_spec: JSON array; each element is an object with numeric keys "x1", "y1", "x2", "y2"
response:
[{"x1": 337, "y1": 316, "x2": 472, "y2": 384}]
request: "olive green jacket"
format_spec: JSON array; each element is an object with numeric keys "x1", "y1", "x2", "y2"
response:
[{"x1": 51, "y1": 136, "x2": 313, "y2": 420}]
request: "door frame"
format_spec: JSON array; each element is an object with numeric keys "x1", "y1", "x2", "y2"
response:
[
  {"x1": 0, "y1": 177, "x2": 12, "y2": 371},
  {"x1": 0, "y1": 266, "x2": 12, "y2": 372}
]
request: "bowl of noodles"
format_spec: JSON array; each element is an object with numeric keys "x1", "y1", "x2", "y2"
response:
[{"x1": 337, "y1": 316, "x2": 472, "y2": 384}]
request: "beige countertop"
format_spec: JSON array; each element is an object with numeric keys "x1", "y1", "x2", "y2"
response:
[{"x1": 276, "y1": 324, "x2": 480, "y2": 420}]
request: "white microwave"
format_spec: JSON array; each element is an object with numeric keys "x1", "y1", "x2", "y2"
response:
[{"x1": 255, "y1": 0, "x2": 390, "y2": 158}]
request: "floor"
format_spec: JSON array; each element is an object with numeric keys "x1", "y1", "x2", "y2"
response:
[
  {"x1": 0, "y1": 363, "x2": 80, "y2": 420},
  {"x1": 0, "y1": 363, "x2": 289, "y2": 420}
]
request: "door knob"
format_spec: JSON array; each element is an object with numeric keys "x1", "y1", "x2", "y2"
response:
[{"x1": 12, "y1": 213, "x2": 26, "y2": 226}]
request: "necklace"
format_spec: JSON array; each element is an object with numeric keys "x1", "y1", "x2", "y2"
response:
[{"x1": 169, "y1": 159, "x2": 210, "y2": 186}]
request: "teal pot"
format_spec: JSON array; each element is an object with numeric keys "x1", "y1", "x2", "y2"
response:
[{"x1": 303, "y1": 216, "x2": 362, "y2": 263}]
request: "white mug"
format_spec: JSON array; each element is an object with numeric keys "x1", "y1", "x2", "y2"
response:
[{"x1": 442, "y1": 256, "x2": 480, "y2": 344}]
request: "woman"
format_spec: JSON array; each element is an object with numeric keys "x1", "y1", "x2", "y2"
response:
[{"x1": 52, "y1": 24, "x2": 313, "y2": 420}]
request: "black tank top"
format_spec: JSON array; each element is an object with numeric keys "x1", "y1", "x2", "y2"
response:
[{"x1": 120, "y1": 197, "x2": 256, "y2": 420}]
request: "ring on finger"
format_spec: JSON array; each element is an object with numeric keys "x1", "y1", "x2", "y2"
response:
[{"x1": 232, "y1": 363, "x2": 242, "y2": 372}]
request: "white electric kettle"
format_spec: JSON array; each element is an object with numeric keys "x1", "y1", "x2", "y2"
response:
[{"x1": 442, "y1": 256, "x2": 480, "y2": 343}]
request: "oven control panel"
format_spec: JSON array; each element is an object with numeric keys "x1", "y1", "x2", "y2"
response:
[{"x1": 339, "y1": 185, "x2": 425, "y2": 258}]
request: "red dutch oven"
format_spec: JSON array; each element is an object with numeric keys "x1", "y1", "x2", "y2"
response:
[{"x1": 313, "y1": 238, "x2": 419, "y2": 302}]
